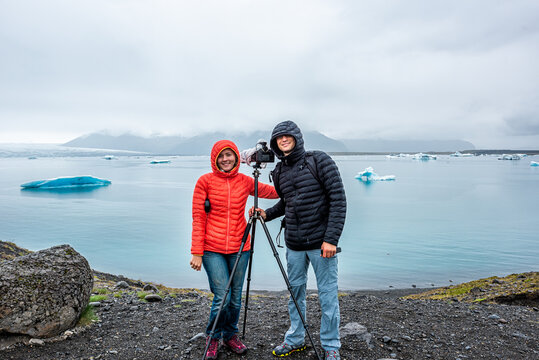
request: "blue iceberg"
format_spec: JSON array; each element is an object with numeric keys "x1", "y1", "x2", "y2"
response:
[
  {"x1": 412, "y1": 153, "x2": 437, "y2": 160},
  {"x1": 21, "y1": 176, "x2": 111, "y2": 189},
  {"x1": 150, "y1": 159, "x2": 171, "y2": 164},
  {"x1": 531, "y1": 161, "x2": 538, "y2": 167},
  {"x1": 355, "y1": 167, "x2": 396, "y2": 182}
]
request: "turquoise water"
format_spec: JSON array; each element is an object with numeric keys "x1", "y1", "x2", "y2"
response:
[{"x1": 0, "y1": 153, "x2": 537, "y2": 290}]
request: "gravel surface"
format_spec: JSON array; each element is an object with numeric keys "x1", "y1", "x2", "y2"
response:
[{"x1": 1, "y1": 286, "x2": 537, "y2": 360}]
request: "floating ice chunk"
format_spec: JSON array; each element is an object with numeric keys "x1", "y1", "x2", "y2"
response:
[
  {"x1": 355, "y1": 167, "x2": 396, "y2": 182},
  {"x1": 21, "y1": 176, "x2": 111, "y2": 189},
  {"x1": 531, "y1": 161, "x2": 539, "y2": 167},
  {"x1": 386, "y1": 153, "x2": 411, "y2": 159},
  {"x1": 498, "y1": 154, "x2": 521, "y2": 160},
  {"x1": 412, "y1": 153, "x2": 437, "y2": 160},
  {"x1": 103, "y1": 155, "x2": 116, "y2": 160},
  {"x1": 449, "y1": 151, "x2": 473, "y2": 157},
  {"x1": 150, "y1": 159, "x2": 171, "y2": 164}
]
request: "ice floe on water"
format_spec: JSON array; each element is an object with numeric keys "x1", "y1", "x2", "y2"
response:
[
  {"x1": 150, "y1": 159, "x2": 171, "y2": 164},
  {"x1": 386, "y1": 153, "x2": 411, "y2": 159},
  {"x1": 355, "y1": 167, "x2": 396, "y2": 182},
  {"x1": 531, "y1": 161, "x2": 539, "y2": 167},
  {"x1": 21, "y1": 176, "x2": 111, "y2": 189},
  {"x1": 498, "y1": 154, "x2": 522, "y2": 160},
  {"x1": 449, "y1": 151, "x2": 473, "y2": 157},
  {"x1": 412, "y1": 153, "x2": 437, "y2": 160}
]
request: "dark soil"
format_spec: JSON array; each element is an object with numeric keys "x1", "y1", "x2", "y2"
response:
[{"x1": 1, "y1": 282, "x2": 537, "y2": 360}]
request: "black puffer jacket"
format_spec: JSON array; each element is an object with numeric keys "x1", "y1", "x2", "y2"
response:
[{"x1": 265, "y1": 121, "x2": 346, "y2": 251}]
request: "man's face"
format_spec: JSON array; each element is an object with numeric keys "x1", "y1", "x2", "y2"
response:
[{"x1": 276, "y1": 135, "x2": 296, "y2": 156}]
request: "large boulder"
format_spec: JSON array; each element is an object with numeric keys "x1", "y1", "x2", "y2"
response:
[{"x1": 0, "y1": 244, "x2": 93, "y2": 338}]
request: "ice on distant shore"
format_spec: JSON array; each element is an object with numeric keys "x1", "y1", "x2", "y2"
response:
[
  {"x1": 21, "y1": 176, "x2": 111, "y2": 189},
  {"x1": 386, "y1": 153, "x2": 410, "y2": 159},
  {"x1": 450, "y1": 151, "x2": 473, "y2": 157},
  {"x1": 0, "y1": 143, "x2": 146, "y2": 158},
  {"x1": 412, "y1": 153, "x2": 437, "y2": 160},
  {"x1": 150, "y1": 159, "x2": 171, "y2": 164},
  {"x1": 355, "y1": 167, "x2": 396, "y2": 182},
  {"x1": 498, "y1": 154, "x2": 521, "y2": 160},
  {"x1": 531, "y1": 161, "x2": 539, "y2": 167}
]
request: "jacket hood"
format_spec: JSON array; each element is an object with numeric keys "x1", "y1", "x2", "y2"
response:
[
  {"x1": 270, "y1": 120, "x2": 305, "y2": 162},
  {"x1": 210, "y1": 140, "x2": 240, "y2": 177}
]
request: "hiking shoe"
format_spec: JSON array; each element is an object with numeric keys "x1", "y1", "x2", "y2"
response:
[
  {"x1": 272, "y1": 342, "x2": 306, "y2": 357},
  {"x1": 224, "y1": 334, "x2": 247, "y2": 354},
  {"x1": 325, "y1": 350, "x2": 341, "y2": 360},
  {"x1": 205, "y1": 336, "x2": 219, "y2": 359}
]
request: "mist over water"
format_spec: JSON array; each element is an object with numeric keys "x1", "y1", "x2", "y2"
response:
[{"x1": 0, "y1": 152, "x2": 537, "y2": 290}]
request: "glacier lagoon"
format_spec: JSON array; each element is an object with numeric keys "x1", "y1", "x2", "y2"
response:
[{"x1": 0, "y1": 149, "x2": 537, "y2": 290}]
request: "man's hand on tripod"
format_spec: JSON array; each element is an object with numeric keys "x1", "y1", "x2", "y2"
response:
[
  {"x1": 190, "y1": 255, "x2": 202, "y2": 271},
  {"x1": 248, "y1": 207, "x2": 266, "y2": 219}
]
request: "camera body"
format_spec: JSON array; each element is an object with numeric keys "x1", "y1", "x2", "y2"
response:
[{"x1": 255, "y1": 143, "x2": 275, "y2": 163}]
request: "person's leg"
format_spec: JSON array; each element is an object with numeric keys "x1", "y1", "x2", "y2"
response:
[
  {"x1": 308, "y1": 249, "x2": 341, "y2": 351},
  {"x1": 222, "y1": 250, "x2": 250, "y2": 340},
  {"x1": 283, "y1": 248, "x2": 309, "y2": 346},
  {"x1": 202, "y1": 251, "x2": 231, "y2": 339}
]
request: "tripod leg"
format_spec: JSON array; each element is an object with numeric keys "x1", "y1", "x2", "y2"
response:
[
  {"x1": 201, "y1": 219, "x2": 253, "y2": 360},
  {"x1": 241, "y1": 217, "x2": 257, "y2": 338},
  {"x1": 258, "y1": 218, "x2": 322, "y2": 360}
]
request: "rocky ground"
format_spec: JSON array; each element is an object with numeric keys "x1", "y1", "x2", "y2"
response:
[
  {"x1": 1, "y1": 242, "x2": 537, "y2": 359},
  {"x1": 1, "y1": 276, "x2": 537, "y2": 360}
]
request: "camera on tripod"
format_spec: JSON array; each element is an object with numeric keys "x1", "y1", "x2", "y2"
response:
[
  {"x1": 240, "y1": 139, "x2": 274, "y2": 166},
  {"x1": 254, "y1": 141, "x2": 274, "y2": 164}
]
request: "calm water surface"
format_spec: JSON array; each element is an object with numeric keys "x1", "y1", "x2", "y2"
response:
[{"x1": 0, "y1": 152, "x2": 537, "y2": 290}]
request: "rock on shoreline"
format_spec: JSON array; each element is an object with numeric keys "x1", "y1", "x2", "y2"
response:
[{"x1": 0, "y1": 244, "x2": 93, "y2": 338}]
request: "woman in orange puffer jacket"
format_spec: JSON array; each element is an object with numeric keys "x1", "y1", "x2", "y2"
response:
[{"x1": 190, "y1": 139, "x2": 278, "y2": 359}]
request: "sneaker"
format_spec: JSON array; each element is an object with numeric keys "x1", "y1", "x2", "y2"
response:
[
  {"x1": 325, "y1": 350, "x2": 341, "y2": 360},
  {"x1": 224, "y1": 334, "x2": 248, "y2": 354},
  {"x1": 272, "y1": 342, "x2": 306, "y2": 357},
  {"x1": 205, "y1": 336, "x2": 219, "y2": 360}
]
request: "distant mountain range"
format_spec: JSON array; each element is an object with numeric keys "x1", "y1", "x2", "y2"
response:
[{"x1": 63, "y1": 131, "x2": 475, "y2": 154}]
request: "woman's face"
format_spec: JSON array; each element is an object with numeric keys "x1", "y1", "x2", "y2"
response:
[{"x1": 217, "y1": 148, "x2": 237, "y2": 172}]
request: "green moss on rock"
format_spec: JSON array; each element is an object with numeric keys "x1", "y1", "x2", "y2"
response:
[{"x1": 403, "y1": 272, "x2": 538, "y2": 306}]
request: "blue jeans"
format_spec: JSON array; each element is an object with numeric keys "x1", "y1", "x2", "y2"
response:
[
  {"x1": 284, "y1": 248, "x2": 340, "y2": 351},
  {"x1": 202, "y1": 251, "x2": 250, "y2": 340}
]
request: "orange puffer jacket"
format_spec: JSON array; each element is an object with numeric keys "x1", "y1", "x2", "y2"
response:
[{"x1": 191, "y1": 140, "x2": 278, "y2": 255}]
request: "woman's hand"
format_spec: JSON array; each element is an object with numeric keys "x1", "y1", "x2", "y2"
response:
[{"x1": 190, "y1": 255, "x2": 203, "y2": 271}]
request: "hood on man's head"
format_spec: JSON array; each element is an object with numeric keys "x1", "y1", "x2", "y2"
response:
[
  {"x1": 270, "y1": 120, "x2": 305, "y2": 158},
  {"x1": 210, "y1": 140, "x2": 240, "y2": 175}
]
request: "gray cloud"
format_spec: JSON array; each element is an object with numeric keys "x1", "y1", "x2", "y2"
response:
[
  {"x1": 1, "y1": 0, "x2": 539, "y2": 148},
  {"x1": 504, "y1": 115, "x2": 539, "y2": 135}
]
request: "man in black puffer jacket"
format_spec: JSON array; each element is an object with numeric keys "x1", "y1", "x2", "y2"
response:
[{"x1": 256, "y1": 120, "x2": 346, "y2": 360}]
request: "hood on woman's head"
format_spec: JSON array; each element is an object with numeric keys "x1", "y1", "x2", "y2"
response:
[{"x1": 210, "y1": 140, "x2": 240, "y2": 175}]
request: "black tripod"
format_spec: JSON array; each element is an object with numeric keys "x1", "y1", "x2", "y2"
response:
[{"x1": 201, "y1": 163, "x2": 321, "y2": 360}]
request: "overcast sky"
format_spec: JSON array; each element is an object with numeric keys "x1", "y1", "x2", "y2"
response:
[{"x1": 1, "y1": 0, "x2": 538, "y2": 148}]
